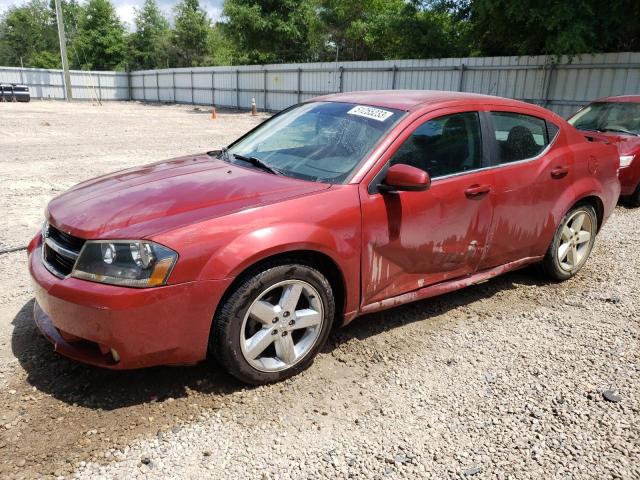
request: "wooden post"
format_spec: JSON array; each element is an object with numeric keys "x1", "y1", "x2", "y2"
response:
[{"x1": 338, "y1": 66, "x2": 344, "y2": 92}]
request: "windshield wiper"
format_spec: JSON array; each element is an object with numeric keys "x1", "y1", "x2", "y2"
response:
[
  {"x1": 231, "y1": 152, "x2": 283, "y2": 175},
  {"x1": 602, "y1": 127, "x2": 639, "y2": 136}
]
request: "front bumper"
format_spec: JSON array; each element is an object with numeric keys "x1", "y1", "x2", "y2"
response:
[{"x1": 28, "y1": 238, "x2": 232, "y2": 369}]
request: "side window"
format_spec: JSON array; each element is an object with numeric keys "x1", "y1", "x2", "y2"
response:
[
  {"x1": 389, "y1": 112, "x2": 482, "y2": 178},
  {"x1": 489, "y1": 112, "x2": 549, "y2": 163}
]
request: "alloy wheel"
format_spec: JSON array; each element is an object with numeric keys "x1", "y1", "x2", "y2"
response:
[
  {"x1": 557, "y1": 210, "x2": 594, "y2": 272},
  {"x1": 240, "y1": 280, "x2": 324, "y2": 372}
]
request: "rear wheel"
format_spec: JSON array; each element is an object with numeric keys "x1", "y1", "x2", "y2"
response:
[
  {"x1": 211, "y1": 262, "x2": 335, "y2": 385},
  {"x1": 627, "y1": 184, "x2": 640, "y2": 207},
  {"x1": 541, "y1": 204, "x2": 597, "y2": 281}
]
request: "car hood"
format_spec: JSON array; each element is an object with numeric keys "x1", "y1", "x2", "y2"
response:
[
  {"x1": 47, "y1": 154, "x2": 331, "y2": 239},
  {"x1": 579, "y1": 130, "x2": 640, "y2": 156}
]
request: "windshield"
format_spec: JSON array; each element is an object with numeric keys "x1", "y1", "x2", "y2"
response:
[
  {"x1": 568, "y1": 102, "x2": 640, "y2": 135},
  {"x1": 222, "y1": 101, "x2": 405, "y2": 183}
]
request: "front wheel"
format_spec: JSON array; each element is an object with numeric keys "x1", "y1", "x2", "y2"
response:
[
  {"x1": 541, "y1": 204, "x2": 597, "y2": 281},
  {"x1": 210, "y1": 262, "x2": 335, "y2": 385}
]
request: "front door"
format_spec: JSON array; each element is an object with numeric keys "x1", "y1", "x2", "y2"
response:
[{"x1": 360, "y1": 110, "x2": 496, "y2": 306}]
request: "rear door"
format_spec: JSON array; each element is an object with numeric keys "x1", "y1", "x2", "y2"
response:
[
  {"x1": 360, "y1": 108, "x2": 496, "y2": 306},
  {"x1": 479, "y1": 110, "x2": 571, "y2": 268}
]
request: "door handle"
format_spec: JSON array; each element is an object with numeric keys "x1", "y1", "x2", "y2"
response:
[
  {"x1": 464, "y1": 184, "x2": 491, "y2": 198},
  {"x1": 551, "y1": 166, "x2": 569, "y2": 179}
]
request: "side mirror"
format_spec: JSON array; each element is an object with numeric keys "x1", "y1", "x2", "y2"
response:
[{"x1": 379, "y1": 164, "x2": 431, "y2": 192}]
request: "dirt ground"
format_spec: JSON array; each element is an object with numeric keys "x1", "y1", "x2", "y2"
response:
[{"x1": 0, "y1": 101, "x2": 637, "y2": 479}]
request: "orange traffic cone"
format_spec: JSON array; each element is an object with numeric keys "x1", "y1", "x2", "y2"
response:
[
  {"x1": 211, "y1": 106, "x2": 217, "y2": 120},
  {"x1": 251, "y1": 98, "x2": 257, "y2": 116}
]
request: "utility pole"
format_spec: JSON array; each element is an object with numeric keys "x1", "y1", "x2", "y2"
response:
[{"x1": 54, "y1": 0, "x2": 72, "y2": 101}]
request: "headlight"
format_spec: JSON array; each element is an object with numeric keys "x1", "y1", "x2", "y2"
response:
[
  {"x1": 619, "y1": 155, "x2": 634, "y2": 168},
  {"x1": 71, "y1": 240, "x2": 177, "y2": 288}
]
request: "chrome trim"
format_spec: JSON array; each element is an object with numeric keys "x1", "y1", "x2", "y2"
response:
[
  {"x1": 430, "y1": 133, "x2": 558, "y2": 183},
  {"x1": 44, "y1": 236, "x2": 79, "y2": 260},
  {"x1": 41, "y1": 245, "x2": 67, "y2": 279}
]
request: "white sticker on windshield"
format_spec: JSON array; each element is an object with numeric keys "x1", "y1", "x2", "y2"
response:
[{"x1": 347, "y1": 105, "x2": 394, "y2": 122}]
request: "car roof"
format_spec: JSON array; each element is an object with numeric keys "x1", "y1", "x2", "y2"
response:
[
  {"x1": 593, "y1": 95, "x2": 640, "y2": 103},
  {"x1": 311, "y1": 89, "x2": 541, "y2": 112}
]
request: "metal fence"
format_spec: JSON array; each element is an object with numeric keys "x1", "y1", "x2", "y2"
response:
[
  {"x1": 0, "y1": 66, "x2": 129, "y2": 101},
  {"x1": 2, "y1": 52, "x2": 639, "y2": 117}
]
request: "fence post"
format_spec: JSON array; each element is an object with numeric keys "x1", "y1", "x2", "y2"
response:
[
  {"x1": 297, "y1": 68, "x2": 302, "y2": 103},
  {"x1": 170, "y1": 71, "x2": 174, "y2": 103},
  {"x1": 142, "y1": 73, "x2": 146, "y2": 102},
  {"x1": 236, "y1": 69, "x2": 240, "y2": 109},
  {"x1": 97, "y1": 74, "x2": 102, "y2": 102},
  {"x1": 60, "y1": 71, "x2": 65, "y2": 100},
  {"x1": 190, "y1": 70, "x2": 194, "y2": 105},
  {"x1": 338, "y1": 66, "x2": 344, "y2": 93},
  {"x1": 211, "y1": 70, "x2": 215, "y2": 107},
  {"x1": 156, "y1": 71, "x2": 160, "y2": 102},
  {"x1": 391, "y1": 65, "x2": 398, "y2": 89},
  {"x1": 263, "y1": 68, "x2": 268, "y2": 111},
  {"x1": 127, "y1": 71, "x2": 132, "y2": 101},
  {"x1": 458, "y1": 63, "x2": 466, "y2": 92},
  {"x1": 542, "y1": 60, "x2": 555, "y2": 107}
]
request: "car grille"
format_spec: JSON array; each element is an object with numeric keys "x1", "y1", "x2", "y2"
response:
[{"x1": 42, "y1": 223, "x2": 86, "y2": 277}]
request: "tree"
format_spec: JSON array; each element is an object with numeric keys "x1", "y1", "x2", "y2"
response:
[
  {"x1": 172, "y1": 0, "x2": 211, "y2": 67},
  {"x1": 128, "y1": 0, "x2": 171, "y2": 69},
  {"x1": 222, "y1": 0, "x2": 318, "y2": 64},
  {"x1": 70, "y1": 0, "x2": 126, "y2": 70},
  {"x1": 469, "y1": 0, "x2": 640, "y2": 56},
  {"x1": 0, "y1": 0, "x2": 58, "y2": 67}
]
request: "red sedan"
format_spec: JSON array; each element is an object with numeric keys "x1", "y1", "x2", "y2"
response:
[
  {"x1": 568, "y1": 95, "x2": 640, "y2": 206},
  {"x1": 28, "y1": 91, "x2": 620, "y2": 384}
]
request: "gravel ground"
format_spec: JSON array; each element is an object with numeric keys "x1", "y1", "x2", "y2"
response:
[{"x1": 0, "y1": 101, "x2": 638, "y2": 479}]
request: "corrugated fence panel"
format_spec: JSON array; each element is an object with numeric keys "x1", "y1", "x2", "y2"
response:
[
  {"x1": 0, "y1": 67, "x2": 129, "y2": 101},
  {"x1": 2, "y1": 53, "x2": 638, "y2": 117}
]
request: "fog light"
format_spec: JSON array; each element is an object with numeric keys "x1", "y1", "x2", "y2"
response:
[{"x1": 110, "y1": 348, "x2": 120, "y2": 363}]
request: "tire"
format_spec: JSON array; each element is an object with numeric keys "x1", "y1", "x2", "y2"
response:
[
  {"x1": 210, "y1": 261, "x2": 335, "y2": 385},
  {"x1": 627, "y1": 184, "x2": 640, "y2": 208},
  {"x1": 541, "y1": 204, "x2": 597, "y2": 281}
]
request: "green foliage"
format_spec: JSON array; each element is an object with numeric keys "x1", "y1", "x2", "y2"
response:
[
  {"x1": 172, "y1": 0, "x2": 211, "y2": 67},
  {"x1": 0, "y1": 0, "x2": 57, "y2": 67},
  {"x1": 469, "y1": 0, "x2": 640, "y2": 56},
  {"x1": 70, "y1": 0, "x2": 126, "y2": 70},
  {"x1": 222, "y1": 0, "x2": 317, "y2": 64},
  {"x1": 28, "y1": 49, "x2": 61, "y2": 68},
  {"x1": 128, "y1": 0, "x2": 171, "y2": 69},
  {"x1": 0, "y1": 0, "x2": 639, "y2": 71}
]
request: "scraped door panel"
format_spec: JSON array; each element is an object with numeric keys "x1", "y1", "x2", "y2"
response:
[{"x1": 360, "y1": 170, "x2": 495, "y2": 306}]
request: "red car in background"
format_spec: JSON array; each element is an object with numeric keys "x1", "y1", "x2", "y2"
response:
[
  {"x1": 28, "y1": 91, "x2": 620, "y2": 385},
  {"x1": 568, "y1": 95, "x2": 640, "y2": 206}
]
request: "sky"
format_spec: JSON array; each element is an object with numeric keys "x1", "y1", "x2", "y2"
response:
[{"x1": 0, "y1": 0, "x2": 224, "y2": 29}]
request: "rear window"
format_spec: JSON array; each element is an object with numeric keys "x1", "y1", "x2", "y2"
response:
[{"x1": 489, "y1": 112, "x2": 552, "y2": 163}]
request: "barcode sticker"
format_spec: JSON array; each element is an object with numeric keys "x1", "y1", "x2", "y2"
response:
[{"x1": 347, "y1": 105, "x2": 394, "y2": 122}]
